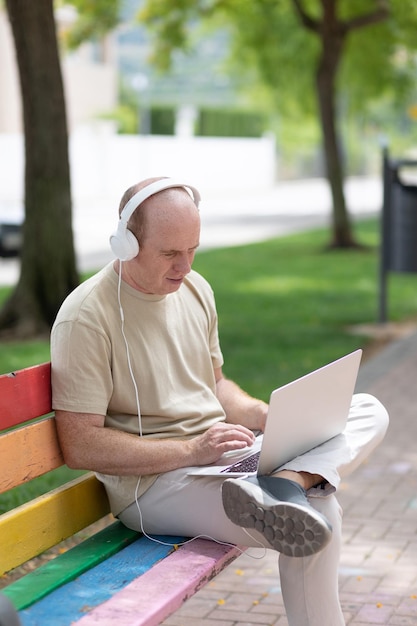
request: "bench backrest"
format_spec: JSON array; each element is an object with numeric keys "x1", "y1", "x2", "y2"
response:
[{"x1": 0, "y1": 363, "x2": 110, "y2": 575}]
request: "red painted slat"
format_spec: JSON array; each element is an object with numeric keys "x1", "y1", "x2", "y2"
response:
[{"x1": 0, "y1": 362, "x2": 52, "y2": 429}]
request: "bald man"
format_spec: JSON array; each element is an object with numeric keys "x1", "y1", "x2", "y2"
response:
[{"x1": 51, "y1": 177, "x2": 388, "y2": 626}]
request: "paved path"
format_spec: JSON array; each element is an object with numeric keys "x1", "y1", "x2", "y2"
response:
[{"x1": 161, "y1": 331, "x2": 417, "y2": 625}]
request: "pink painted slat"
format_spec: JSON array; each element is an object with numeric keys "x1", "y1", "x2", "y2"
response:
[{"x1": 73, "y1": 539, "x2": 243, "y2": 626}]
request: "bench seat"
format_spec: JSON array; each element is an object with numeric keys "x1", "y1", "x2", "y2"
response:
[
  {"x1": 15, "y1": 536, "x2": 240, "y2": 626},
  {"x1": 0, "y1": 363, "x2": 243, "y2": 625}
]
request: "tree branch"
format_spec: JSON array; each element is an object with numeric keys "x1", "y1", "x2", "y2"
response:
[
  {"x1": 342, "y1": 0, "x2": 389, "y2": 34},
  {"x1": 291, "y1": 0, "x2": 320, "y2": 32}
]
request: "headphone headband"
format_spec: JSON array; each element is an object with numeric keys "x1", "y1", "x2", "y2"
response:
[
  {"x1": 119, "y1": 178, "x2": 201, "y2": 226},
  {"x1": 110, "y1": 177, "x2": 201, "y2": 261}
]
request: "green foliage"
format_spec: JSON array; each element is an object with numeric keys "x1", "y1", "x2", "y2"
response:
[
  {"x1": 151, "y1": 106, "x2": 176, "y2": 135},
  {"x1": 138, "y1": 0, "x2": 197, "y2": 70},
  {"x1": 60, "y1": 0, "x2": 122, "y2": 49},
  {"x1": 105, "y1": 77, "x2": 140, "y2": 134},
  {"x1": 225, "y1": 0, "x2": 319, "y2": 118},
  {"x1": 196, "y1": 108, "x2": 267, "y2": 138},
  {"x1": 340, "y1": 1, "x2": 417, "y2": 114},
  {"x1": 62, "y1": 1, "x2": 417, "y2": 175},
  {"x1": 100, "y1": 104, "x2": 138, "y2": 134},
  {"x1": 139, "y1": 0, "x2": 417, "y2": 165}
]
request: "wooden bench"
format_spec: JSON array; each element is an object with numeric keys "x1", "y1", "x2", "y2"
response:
[{"x1": 0, "y1": 363, "x2": 243, "y2": 626}]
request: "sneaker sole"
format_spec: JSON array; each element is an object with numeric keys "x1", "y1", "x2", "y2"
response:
[{"x1": 222, "y1": 479, "x2": 332, "y2": 557}]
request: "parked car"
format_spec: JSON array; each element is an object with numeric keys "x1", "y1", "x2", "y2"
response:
[
  {"x1": 0, "y1": 223, "x2": 22, "y2": 257},
  {"x1": 0, "y1": 207, "x2": 23, "y2": 257}
]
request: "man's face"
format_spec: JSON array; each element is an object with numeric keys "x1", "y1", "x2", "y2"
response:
[{"x1": 125, "y1": 192, "x2": 201, "y2": 295}]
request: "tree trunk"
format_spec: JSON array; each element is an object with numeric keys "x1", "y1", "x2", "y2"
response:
[
  {"x1": 315, "y1": 9, "x2": 358, "y2": 248},
  {"x1": 1, "y1": 0, "x2": 79, "y2": 338}
]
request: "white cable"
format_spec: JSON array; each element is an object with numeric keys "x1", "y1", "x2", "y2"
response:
[
  {"x1": 132, "y1": 475, "x2": 266, "y2": 558},
  {"x1": 117, "y1": 262, "x2": 142, "y2": 436},
  {"x1": 117, "y1": 262, "x2": 266, "y2": 559},
  {"x1": 132, "y1": 475, "x2": 248, "y2": 551}
]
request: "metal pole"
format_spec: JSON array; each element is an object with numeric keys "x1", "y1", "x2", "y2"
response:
[{"x1": 378, "y1": 147, "x2": 391, "y2": 323}]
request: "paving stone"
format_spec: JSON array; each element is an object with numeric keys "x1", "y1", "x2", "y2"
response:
[{"x1": 162, "y1": 331, "x2": 417, "y2": 626}]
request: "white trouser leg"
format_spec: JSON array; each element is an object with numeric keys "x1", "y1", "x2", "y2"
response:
[
  {"x1": 119, "y1": 467, "x2": 270, "y2": 546},
  {"x1": 118, "y1": 392, "x2": 388, "y2": 626},
  {"x1": 278, "y1": 393, "x2": 389, "y2": 489},
  {"x1": 279, "y1": 494, "x2": 344, "y2": 626},
  {"x1": 119, "y1": 471, "x2": 344, "y2": 626}
]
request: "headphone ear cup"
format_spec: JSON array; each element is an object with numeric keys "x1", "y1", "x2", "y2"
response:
[{"x1": 110, "y1": 223, "x2": 139, "y2": 261}]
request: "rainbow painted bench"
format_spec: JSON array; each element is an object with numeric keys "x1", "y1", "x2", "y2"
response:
[{"x1": 0, "y1": 363, "x2": 242, "y2": 626}]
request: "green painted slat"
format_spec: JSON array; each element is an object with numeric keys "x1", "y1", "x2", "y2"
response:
[{"x1": 2, "y1": 521, "x2": 140, "y2": 610}]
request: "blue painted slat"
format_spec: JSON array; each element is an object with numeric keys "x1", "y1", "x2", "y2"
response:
[{"x1": 19, "y1": 535, "x2": 186, "y2": 626}]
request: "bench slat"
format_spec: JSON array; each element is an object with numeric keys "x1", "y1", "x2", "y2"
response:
[
  {"x1": 19, "y1": 538, "x2": 241, "y2": 626},
  {"x1": 16, "y1": 535, "x2": 201, "y2": 626},
  {"x1": 0, "y1": 417, "x2": 64, "y2": 493},
  {"x1": 74, "y1": 539, "x2": 242, "y2": 626},
  {"x1": 0, "y1": 363, "x2": 52, "y2": 428},
  {"x1": 2, "y1": 521, "x2": 140, "y2": 611},
  {"x1": 0, "y1": 474, "x2": 110, "y2": 574}
]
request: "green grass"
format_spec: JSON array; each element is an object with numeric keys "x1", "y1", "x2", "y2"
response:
[
  {"x1": 193, "y1": 219, "x2": 417, "y2": 399},
  {"x1": 0, "y1": 338, "x2": 50, "y2": 374},
  {"x1": 1, "y1": 218, "x2": 416, "y2": 512},
  {"x1": 0, "y1": 467, "x2": 85, "y2": 515}
]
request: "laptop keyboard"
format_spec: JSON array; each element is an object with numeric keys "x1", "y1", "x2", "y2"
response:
[{"x1": 220, "y1": 451, "x2": 260, "y2": 474}]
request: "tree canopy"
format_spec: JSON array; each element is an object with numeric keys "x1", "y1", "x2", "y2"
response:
[
  {"x1": 139, "y1": 0, "x2": 417, "y2": 246},
  {"x1": 2, "y1": 0, "x2": 417, "y2": 337}
]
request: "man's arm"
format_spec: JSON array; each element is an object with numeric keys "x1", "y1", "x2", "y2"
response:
[
  {"x1": 214, "y1": 367, "x2": 268, "y2": 433},
  {"x1": 55, "y1": 409, "x2": 256, "y2": 475}
]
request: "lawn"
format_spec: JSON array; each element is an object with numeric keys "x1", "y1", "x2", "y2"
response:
[
  {"x1": 0, "y1": 218, "x2": 416, "y2": 512},
  {"x1": 192, "y1": 219, "x2": 417, "y2": 399}
]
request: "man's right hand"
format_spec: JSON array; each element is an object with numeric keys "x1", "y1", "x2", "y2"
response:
[{"x1": 188, "y1": 422, "x2": 256, "y2": 466}]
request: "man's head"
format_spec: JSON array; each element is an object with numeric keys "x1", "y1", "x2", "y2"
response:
[
  {"x1": 111, "y1": 177, "x2": 201, "y2": 295},
  {"x1": 110, "y1": 177, "x2": 201, "y2": 261}
]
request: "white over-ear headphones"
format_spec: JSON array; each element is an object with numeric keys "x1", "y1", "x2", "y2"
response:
[{"x1": 109, "y1": 177, "x2": 201, "y2": 261}]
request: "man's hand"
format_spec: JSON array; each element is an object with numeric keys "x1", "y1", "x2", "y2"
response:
[{"x1": 189, "y1": 422, "x2": 256, "y2": 466}]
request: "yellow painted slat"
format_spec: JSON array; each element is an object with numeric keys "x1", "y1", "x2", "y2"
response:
[
  {"x1": 0, "y1": 418, "x2": 64, "y2": 493},
  {"x1": 0, "y1": 474, "x2": 110, "y2": 575}
]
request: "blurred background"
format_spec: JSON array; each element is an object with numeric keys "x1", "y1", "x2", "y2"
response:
[{"x1": 1, "y1": 0, "x2": 417, "y2": 337}]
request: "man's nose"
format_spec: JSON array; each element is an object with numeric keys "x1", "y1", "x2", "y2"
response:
[{"x1": 174, "y1": 254, "x2": 192, "y2": 274}]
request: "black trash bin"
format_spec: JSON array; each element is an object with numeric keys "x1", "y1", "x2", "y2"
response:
[
  {"x1": 379, "y1": 149, "x2": 417, "y2": 321},
  {"x1": 388, "y1": 170, "x2": 417, "y2": 272}
]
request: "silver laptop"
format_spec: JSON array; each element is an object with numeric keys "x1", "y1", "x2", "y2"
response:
[{"x1": 188, "y1": 349, "x2": 362, "y2": 478}]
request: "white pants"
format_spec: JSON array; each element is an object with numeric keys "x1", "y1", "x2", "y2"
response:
[{"x1": 119, "y1": 393, "x2": 388, "y2": 626}]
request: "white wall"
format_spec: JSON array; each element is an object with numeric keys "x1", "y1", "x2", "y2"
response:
[
  {"x1": 0, "y1": 10, "x2": 117, "y2": 133},
  {"x1": 70, "y1": 126, "x2": 276, "y2": 199},
  {"x1": 0, "y1": 129, "x2": 276, "y2": 254},
  {"x1": 0, "y1": 127, "x2": 276, "y2": 206},
  {"x1": 0, "y1": 12, "x2": 22, "y2": 133}
]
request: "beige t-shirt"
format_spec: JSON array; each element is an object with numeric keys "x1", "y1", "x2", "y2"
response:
[{"x1": 51, "y1": 263, "x2": 225, "y2": 515}]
